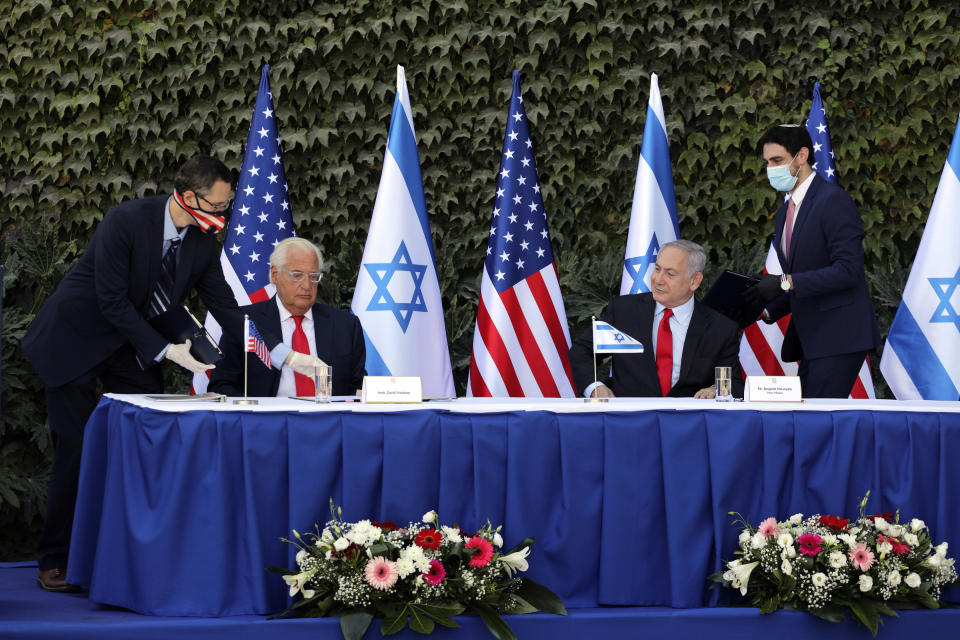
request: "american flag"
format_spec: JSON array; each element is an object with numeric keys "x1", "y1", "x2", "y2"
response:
[
  {"x1": 738, "y1": 81, "x2": 874, "y2": 398},
  {"x1": 467, "y1": 71, "x2": 576, "y2": 397},
  {"x1": 192, "y1": 64, "x2": 295, "y2": 393},
  {"x1": 245, "y1": 317, "x2": 272, "y2": 369}
]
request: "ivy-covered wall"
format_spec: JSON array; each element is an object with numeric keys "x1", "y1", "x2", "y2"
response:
[{"x1": 2, "y1": 1, "x2": 959, "y2": 559}]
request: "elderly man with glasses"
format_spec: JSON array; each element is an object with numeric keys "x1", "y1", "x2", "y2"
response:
[{"x1": 209, "y1": 237, "x2": 366, "y2": 399}]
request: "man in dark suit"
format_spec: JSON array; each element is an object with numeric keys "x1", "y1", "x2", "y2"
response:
[
  {"x1": 743, "y1": 125, "x2": 880, "y2": 398},
  {"x1": 21, "y1": 156, "x2": 319, "y2": 592},
  {"x1": 209, "y1": 237, "x2": 366, "y2": 398},
  {"x1": 569, "y1": 240, "x2": 742, "y2": 398}
]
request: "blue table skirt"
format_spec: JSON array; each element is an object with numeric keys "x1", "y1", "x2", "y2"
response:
[{"x1": 68, "y1": 398, "x2": 960, "y2": 616}]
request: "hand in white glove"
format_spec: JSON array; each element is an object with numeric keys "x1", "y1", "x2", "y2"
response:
[
  {"x1": 165, "y1": 340, "x2": 215, "y2": 374},
  {"x1": 284, "y1": 351, "x2": 328, "y2": 376}
]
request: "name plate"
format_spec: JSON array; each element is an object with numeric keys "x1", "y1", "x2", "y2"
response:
[
  {"x1": 362, "y1": 376, "x2": 423, "y2": 403},
  {"x1": 746, "y1": 375, "x2": 802, "y2": 402}
]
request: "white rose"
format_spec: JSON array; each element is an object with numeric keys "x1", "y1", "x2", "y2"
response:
[
  {"x1": 739, "y1": 530, "x2": 751, "y2": 545},
  {"x1": 811, "y1": 572, "x2": 827, "y2": 587},
  {"x1": 789, "y1": 514, "x2": 803, "y2": 525},
  {"x1": 874, "y1": 517, "x2": 888, "y2": 533},
  {"x1": 781, "y1": 546, "x2": 797, "y2": 559},
  {"x1": 493, "y1": 533, "x2": 503, "y2": 548},
  {"x1": 781, "y1": 559, "x2": 793, "y2": 576},
  {"x1": 750, "y1": 532, "x2": 766, "y2": 549},
  {"x1": 840, "y1": 534, "x2": 858, "y2": 548},
  {"x1": 296, "y1": 549, "x2": 308, "y2": 565},
  {"x1": 904, "y1": 533, "x2": 919, "y2": 547},
  {"x1": 936, "y1": 542, "x2": 949, "y2": 558},
  {"x1": 911, "y1": 518, "x2": 926, "y2": 532},
  {"x1": 859, "y1": 574, "x2": 873, "y2": 592},
  {"x1": 887, "y1": 570, "x2": 902, "y2": 587},
  {"x1": 777, "y1": 533, "x2": 794, "y2": 548},
  {"x1": 321, "y1": 528, "x2": 334, "y2": 543},
  {"x1": 822, "y1": 533, "x2": 837, "y2": 546},
  {"x1": 905, "y1": 572, "x2": 922, "y2": 588},
  {"x1": 828, "y1": 551, "x2": 846, "y2": 568},
  {"x1": 422, "y1": 510, "x2": 437, "y2": 524},
  {"x1": 333, "y1": 537, "x2": 350, "y2": 551},
  {"x1": 888, "y1": 525, "x2": 904, "y2": 538}
]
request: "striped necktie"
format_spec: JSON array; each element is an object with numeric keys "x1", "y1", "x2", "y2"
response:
[{"x1": 149, "y1": 237, "x2": 181, "y2": 317}]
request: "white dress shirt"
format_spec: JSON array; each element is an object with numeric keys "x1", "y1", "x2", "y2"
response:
[{"x1": 781, "y1": 171, "x2": 815, "y2": 256}]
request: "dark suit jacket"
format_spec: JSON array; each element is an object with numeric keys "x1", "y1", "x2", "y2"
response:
[
  {"x1": 208, "y1": 298, "x2": 366, "y2": 397},
  {"x1": 22, "y1": 195, "x2": 250, "y2": 388},
  {"x1": 766, "y1": 174, "x2": 880, "y2": 361},
  {"x1": 569, "y1": 293, "x2": 743, "y2": 397}
]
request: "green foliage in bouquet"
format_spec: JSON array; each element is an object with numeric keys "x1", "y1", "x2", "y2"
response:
[
  {"x1": 710, "y1": 493, "x2": 958, "y2": 636},
  {"x1": 267, "y1": 502, "x2": 566, "y2": 640}
]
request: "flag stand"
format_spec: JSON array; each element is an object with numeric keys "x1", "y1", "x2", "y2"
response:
[
  {"x1": 585, "y1": 316, "x2": 608, "y2": 403},
  {"x1": 234, "y1": 313, "x2": 258, "y2": 405}
]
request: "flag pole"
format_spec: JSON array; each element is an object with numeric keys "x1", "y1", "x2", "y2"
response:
[
  {"x1": 235, "y1": 314, "x2": 258, "y2": 405},
  {"x1": 586, "y1": 316, "x2": 608, "y2": 403}
]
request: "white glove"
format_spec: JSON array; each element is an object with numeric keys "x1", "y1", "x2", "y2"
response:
[
  {"x1": 285, "y1": 351, "x2": 328, "y2": 376},
  {"x1": 164, "y1": 340, "x2": 215, "y2": 374}
]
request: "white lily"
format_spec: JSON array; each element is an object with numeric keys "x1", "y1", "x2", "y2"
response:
[
  {"x1": 282, "y1": 570, "x2": 317, "y2": 598},
  {"x1": 500, "y1": 547, "x2": 531, "y2": 576},
  {"x1": 729, "y1": 560, "x2": 759, "y2": 595}
]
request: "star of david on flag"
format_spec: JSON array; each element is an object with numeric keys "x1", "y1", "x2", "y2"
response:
[
  {"x1": 593, "y1": 320, "x2": 644, "y2": 354},
  {"x1": 739, "y1": 81, "x2": 875, "y2": 399},
  {"x1": 467, "y1": 71, "x2": 576, "y2": 397},
  {"x1": 881, "y1": 112, "x2": 960, "y2": 400},
  {"x1": 350, "y1": 65, "x2": 454, "y2": 398},
  {"x1": 620, "y1": 73, "x2": 679, "y2": 295},
  {"x1": 193, "y1": 64, "x2": 294, "y2": 394}
]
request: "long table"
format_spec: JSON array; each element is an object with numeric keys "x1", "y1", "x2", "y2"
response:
[{"x1": 67, "y1": 395, "x2": 960, "y2": 617}]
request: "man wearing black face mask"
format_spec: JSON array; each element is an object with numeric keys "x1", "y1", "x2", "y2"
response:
[
  {"x1": 742, "y1": 125, "x2": 880, "y2": 398},
  {"x1": 21, "y1": 155, "x2": 304, "y2": 592}
]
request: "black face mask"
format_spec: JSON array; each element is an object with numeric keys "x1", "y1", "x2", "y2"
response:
[{"x1": 173, "y1": 190, "x2": 227, "y2": 234}]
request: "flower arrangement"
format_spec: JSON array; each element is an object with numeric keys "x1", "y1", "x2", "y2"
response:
[
  {"x1": 268, "y1": 502, "x2": 566, "y2": 640},
  {"x1": 710, "y1": 493, "x2": 957, "y2": 636}
]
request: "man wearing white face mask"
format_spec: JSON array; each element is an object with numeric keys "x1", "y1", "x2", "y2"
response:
[{"x1": 742, "y1": 125, "x2": 880, "y2": 398}]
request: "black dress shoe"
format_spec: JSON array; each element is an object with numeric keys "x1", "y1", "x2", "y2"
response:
[{"x1": 37, "y1": 568, "x2": 81, "y2": 593}]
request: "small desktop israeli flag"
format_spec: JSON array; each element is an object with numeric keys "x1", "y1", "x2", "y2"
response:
[{"x1": 593, "y1": 320, "x2": 644, "y2": 353}]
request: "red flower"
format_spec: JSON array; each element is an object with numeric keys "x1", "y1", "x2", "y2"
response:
[
  {"x1": 415, "y1": 528, "x2": 443, "y2": 550},
  {"x1": 819, "y1": 515, "x2": 849, "y2": 531},
  {"x1": 372, "y1": 520, "x2": 399, "y2": 532},
  {"x1": 870, "y1": 511, "x2": 895, "y2": 523},
  {"x1": 423, "y1": 559, "x2": 446, "y2": 585},
  {"x1": 465, "y1": 536, "x2": 494, "y2": 568},
  {"x1": 878, "y1": 535, "x2": 910, "y2": 555},
  {"x1": 797, "y1": 533, "x2": 823, "y2": 556}
]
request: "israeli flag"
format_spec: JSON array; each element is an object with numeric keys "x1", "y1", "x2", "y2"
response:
[
  {"x1": 593, "y1": 320, "x2": 644, "y2": 353},
  {"x1": 620, "y1": 73, "x2": 680, "y2": 295},
  {"x1": 350, "y1": 66, "x2": 455, "y2": 398},
  {"x1": 880, "y1": 113, "x2": 960, "y2": 400}
]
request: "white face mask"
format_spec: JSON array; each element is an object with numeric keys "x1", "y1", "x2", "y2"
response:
[{"x1": 766, "y1": 153, "x2": 799, "y2": 192}]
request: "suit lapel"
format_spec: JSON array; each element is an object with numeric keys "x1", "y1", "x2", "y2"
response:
[
  {"x1": 174, "y1": 228, "x2": 199, "y2": 303},
  {"x1": 311, "y1": 304, "x2": 331, "y2": 364},
  {"x1": 787, "y1": 174, "x2": 822, "y2": 270},
  {"x1": 253, "y1": 299, "x2": 284, "y2": 395},
  {"x1": 147, "y1": 201, "x2": 166, "y2": 298},
  {"x1": 772, "y1": 199, "x2": 789, "y2": 269},
  {"x1": 677, "y1": 302, "x2": 706, "y2": 385}
]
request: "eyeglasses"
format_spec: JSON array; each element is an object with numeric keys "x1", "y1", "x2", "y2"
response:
[
  {"x1": 280, "y1": 268, "x2": 322, "y2": 283},
  {"x1": 193, "y1": 192, "x2": 232, "y2": 213}
]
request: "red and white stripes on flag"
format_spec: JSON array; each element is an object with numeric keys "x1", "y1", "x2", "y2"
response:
[
  {"x1": 245, "y1": 317, "x2": 272, "y2": 370},
  {"x1": 469, "y1": 264, "x2": 575, "y2": 397},
  {"x1": 738, "y1": 244, "x2": 875, "y2": 398},
  {"x1": 467, "y1": 71, "x2": 576, "y2": 398}
]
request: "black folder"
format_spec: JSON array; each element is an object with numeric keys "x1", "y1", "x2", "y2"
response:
[
  {"x1": 701, "y1": 270, "x2": 765, "y2": 328},
  {"x1": 148, "y1": 305, "x2": 223, "y2": 365}
]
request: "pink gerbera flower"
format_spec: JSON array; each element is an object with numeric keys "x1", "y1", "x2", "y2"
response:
[
  {"x1": 797, "y1": 533, "x2": 823, "y2": 556},
  {"x1": 364, "y1": 556, "x2": 398, "y2": 590},
  {"x1": 465, "y1": 536, "x2": 494, "y2": 568},
  {"x1": 848, "y1": 543, "x2": 876, "y2": 572},
  {"x1": 423, "y1": 559, "x2": 446, "y2": 585},
  {"x1": 758, "y1": 517, "x2": 779, "y2": 539}
]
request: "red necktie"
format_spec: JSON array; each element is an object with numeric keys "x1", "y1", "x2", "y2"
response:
[
  {"x1": 291, "y1": 315, "x2": 315, "y2": 396},
  {"x1": 784, "y1": 198, "x2": 796, "y2": 259},
  {"x1": 656, "y1": 308, "x2": 674, "y2": 396}
]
